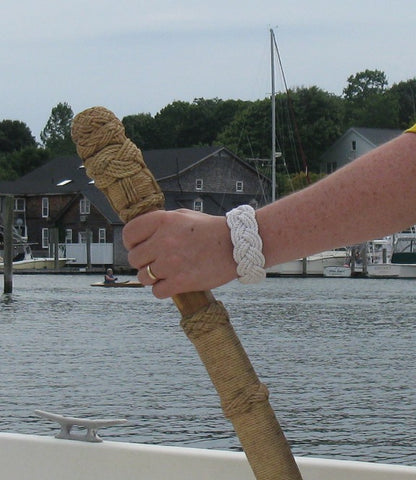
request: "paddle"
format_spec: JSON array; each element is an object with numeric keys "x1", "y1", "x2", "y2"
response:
[{"x1": 71, "y1": 106, "x2": 303, "y2": 480}]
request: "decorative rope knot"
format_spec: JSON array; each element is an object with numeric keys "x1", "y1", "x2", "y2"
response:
[
  {"x1": 180, "y1": 301, "x2": 230, "y2": 339},
  {"x1": 222, "y1": 382, "x2": 269, "y2": 419},
  {"x1": 71, "y1": 106, "x2": 164, "y2": 223},
  {"x1": 71, "y1": 106, "x2": 126, "y2": 159},
  {"x1": 226, "y1": 205, "x2": 266, "y2": 284}
]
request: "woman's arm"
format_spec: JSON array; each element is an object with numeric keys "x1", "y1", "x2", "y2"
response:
[
  {"x1": 259, "y1": 130, "x2": 416, "y2": 267},
  {"x1": 123, "y1": 131, "x2": 416, "y2": 298}
]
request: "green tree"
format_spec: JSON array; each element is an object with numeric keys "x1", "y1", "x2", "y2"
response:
[
  {"x1": 154, "y1": 100, "x2": 192, "y2": 148},
  {"x1": 388, "y1": 78, "x2": 416, "y2": 128},
  {"x1": 343, "y1": 69, "x2": 398, "y2": 127},
  {"x1": 123, "y1": 113, "x2": 159, "y2": 150},
  {"x1": 40, "y1": 102, "x2": 76, "y2": 155},
  {"x1": 180, "y1": 98, "x2": 247, "y2": 147},
  {"x1": 0, "y1": 120, "x2": 36, "y2": 153},
  {"x1": 216, "y1": 99, "x2": 271, "y2": 159},
  {"x1": 343, "y1": 69, "x2": 388, "y2": 100},
  {"x1": 152, "y1": 98, "x2": 248, "y2": 149},
  {"x1": 0, "y1": 146, "x2": 50, "y2": 180},
  {"x1": 217, "y1": 88, "x2": 343, "y2": 174},
  {"x1": 277, "y1": 86, "x2": 345, "y2": 172}
]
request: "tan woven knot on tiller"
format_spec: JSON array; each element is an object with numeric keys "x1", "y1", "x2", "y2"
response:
[
  {"x1": 222, "y1": 382, "x2": 270, "y2": 419},
  {"x1": 180, "y1": 301, "x2": 230, "y2": 339},
  {"x1": 71, "y1": 106, "x2": 165, "y2": 223},
  {"x1": 71, "y1": 106, "x2": 126, "y2": 159}
]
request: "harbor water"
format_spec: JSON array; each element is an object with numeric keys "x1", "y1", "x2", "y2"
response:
[{"x1": 0, "y1": 274, "x2": 415, "y2": 466}]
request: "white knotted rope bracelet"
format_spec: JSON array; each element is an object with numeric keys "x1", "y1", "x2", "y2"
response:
[{"x1": 226, "y1": 205, "x2": 266, "y2": 284}]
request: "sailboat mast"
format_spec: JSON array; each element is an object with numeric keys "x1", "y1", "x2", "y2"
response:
[{"x1": 270, "y1": 28, "x2": 276, "y2": 202}]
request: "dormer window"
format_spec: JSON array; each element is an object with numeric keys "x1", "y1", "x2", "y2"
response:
[
  {"x1": 236, "y1": 181, "x2": 244, "y2": 192},
  {"x1": 195, "y1": 179, "x2": 203, "y2": 191}
]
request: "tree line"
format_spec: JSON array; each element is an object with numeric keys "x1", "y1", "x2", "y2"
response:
[{"x1": 1, "y1": 70, "x2": 415, "y2": 188}]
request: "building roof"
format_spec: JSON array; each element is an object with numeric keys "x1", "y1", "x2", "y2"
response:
[
  {"x1": 351, "y1": 127, "x2": 403, "y2": 147},
  {"x1": 320, "y1": 126, "x2": 403, "y2": 163},
  {"x1": 0, "y1": 146, "x2": 262, "y2": 224},
  {"x1": 0, "y1": 156, "x2": 121, "y2": 224},
  {"x1": 142, "y1": 145, "x2": 256, "y2": 180},
  {"x1": 0, "y1": 146, "x2": 247, "y2": 196},
  {"x1": 163, "y1": 191, "x2": 258, "y2": 215},
  {"x1": 0, "y1": 155, "x2": 89, "y2": 195}
]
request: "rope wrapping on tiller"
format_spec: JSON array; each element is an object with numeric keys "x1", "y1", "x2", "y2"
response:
[{"x1": 71, "y1": 106, "x2": 303, "y2": 480}]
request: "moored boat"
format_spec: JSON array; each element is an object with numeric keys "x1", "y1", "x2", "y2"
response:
[
  {"x1": 0, "y1": 256, "x2": 70, "y2": 270},
  {"x1": 367, "y1": 264, "x2": 401, "y2": 278},
  {"x1": 323, "y1": 265, "x2": 351, "y2": 277},
  {"x1": 267, "y1": 249, "x2": 348, "y2": 276},
  {"x1": 366, "y1": 231, "x2": 416, "y2": 278}
]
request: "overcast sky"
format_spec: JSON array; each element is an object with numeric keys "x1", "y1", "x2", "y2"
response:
[{"x1": 1, "y1": 0, "x2": 415, "y2": 141}]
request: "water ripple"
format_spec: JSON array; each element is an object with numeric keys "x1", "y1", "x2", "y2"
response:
[{"x1": 0, "y1": 275, "x2": 414, "y2": 465}]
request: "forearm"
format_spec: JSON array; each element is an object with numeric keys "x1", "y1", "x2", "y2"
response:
[{"x1": 257, "y1": 132, "x2": 416, "y2": 268}]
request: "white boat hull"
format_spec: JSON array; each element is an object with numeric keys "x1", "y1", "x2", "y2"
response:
[
  {"x1": 268, "y1": 251, "x2": 347, "y2": 276},
  {"x1": 367, "y1": 263, "x2": 416, "y2": 278},
  {"x1": 367, "y1": 264, "x2": 401, "y2": 278},
  {"x1": 396, "y1": 263, "x2": 416, "y2": 278},
  {"x1": 1, "y1": 433, "x2": 415, "y2": 480},
  {"x1": 323, "y1": 265, "x2": 351, "y2": 277},
  {"x1": 0, "y1": 258, "x2": 70, "y2": 270}
]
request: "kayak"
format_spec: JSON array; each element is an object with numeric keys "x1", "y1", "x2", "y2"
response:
[{"x1": 90, "y1": 280, "x2": 144, "y2": 288}]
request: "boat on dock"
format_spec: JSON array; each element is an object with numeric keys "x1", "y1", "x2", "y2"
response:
[
  {"x1": 367, "y1": 230, "x2": 416, "y2": 278},
  {"x1": 323, "y1": 265, "x2": 351, "y2": 277},
  {"x1": 0, "y1": 245, "x2": 73, "y2": 271},
  {"x1": 267, "y1": 249, "x2": 348, "y2": 276}
]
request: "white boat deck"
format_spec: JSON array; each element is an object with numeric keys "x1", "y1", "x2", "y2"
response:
[{"x1": 1, "y1": 433, "x2": 415, "y2": 480}]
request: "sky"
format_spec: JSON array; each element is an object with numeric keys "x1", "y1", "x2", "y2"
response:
[{"x1": 1, "y1": 0, "x2": 415, "y2": 141}]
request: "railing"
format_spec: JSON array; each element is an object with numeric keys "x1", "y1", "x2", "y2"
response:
[{"x1": 64, "y1": 243, "x2": 113, "y2": 265}]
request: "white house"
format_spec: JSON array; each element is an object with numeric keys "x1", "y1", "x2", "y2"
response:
[{"x1": 320, "y1": 127, "x2": 402, "y2": 174}]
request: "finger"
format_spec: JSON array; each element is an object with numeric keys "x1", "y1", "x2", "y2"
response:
[
  {"x1": 151, "y1": 279, "x2": 172, "y2": 299},
  {"x1": 122, "y1": 210, "x2": 165, "y2": 250},
  {"x1": 127, "y1": 233, "x2": 164, "y2": 276},
  {"x1": 137, "y1": 263, "x2": 161, "y2": 286}
]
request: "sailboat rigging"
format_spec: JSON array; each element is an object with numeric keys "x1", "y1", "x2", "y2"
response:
[{"x1": 270, "y1": 28, "x2": 310, "y2": 202}]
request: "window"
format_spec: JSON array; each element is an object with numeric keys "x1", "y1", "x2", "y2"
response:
[
  {"x1": 42, "y1": 228, "x2": 49, "y2": 248},
  {"x1": 194, "y1": 199, "x2": 203, "y2": 212},
  {"x1": 352, "y1": 140, "x2": 357, "y2": 151},
  {"x1": 15, "y1": 217, "x2": 26, "y2": 238},
  {"x1": 236, "y1": 181, "x2": 244, "y2": 192},
  {"x1": 65, "y1": 229, "x2": 73, "y2": 244},
  {"x1": 99, "y1": 228, "x2": 106, "y2": 243},
  {"x1": 195, "y1": 179, "x2": 203, "y2": 191},
  {"x1": 326, "y1": 162, "x2": 337, "y2": 174},
  {"x1": 42, "y1": 197, "x2": 49, "y2": 218},
  {"x1": 14, "y1": 198, "x2": 25, "y2": 212},
  {"x1": 79, "y1": 231, "x2": 93, "y2": 243},
  {"x1": 80, "y1": 197, "x2": 90, "y2": 214}
]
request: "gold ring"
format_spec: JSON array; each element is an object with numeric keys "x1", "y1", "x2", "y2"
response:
[{"x1": 146, "y1": 264, "x2": 158, "y2": 281}]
